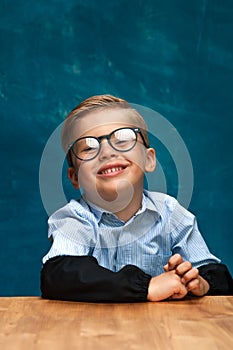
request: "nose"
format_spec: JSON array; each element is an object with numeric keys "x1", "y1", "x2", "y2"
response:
[{"x1": 98, "y1": 139, "x2": 117, "y2": 160}]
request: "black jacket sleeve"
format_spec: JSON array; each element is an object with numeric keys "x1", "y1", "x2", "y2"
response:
[
  {"x1": 40, "y1": 255, "x2": 152, "y2": 302},
  {"x1": 198, "y1": 263, "x2": 233, "y2": 295}
]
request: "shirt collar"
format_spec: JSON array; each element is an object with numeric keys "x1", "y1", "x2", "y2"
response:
[
  {"x1": 81, "y1": 197, "x2": 116, "y2": 223},
  {"x1": 81, "y1": 190, "x2": 161, "y2": 224}
]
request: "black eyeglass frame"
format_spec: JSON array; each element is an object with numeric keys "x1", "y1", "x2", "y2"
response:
[{"x1": 67, "y1": 127, "x2": 149, "y2": 163}]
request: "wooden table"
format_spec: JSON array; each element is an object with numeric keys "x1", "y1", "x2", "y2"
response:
[{"x1": 0, "y1": 296, "x2": 232, "y2": 350}]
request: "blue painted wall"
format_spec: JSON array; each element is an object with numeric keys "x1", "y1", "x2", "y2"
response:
[{"x1": 0, "y1": 0, "x2": 232, "y2": 295}]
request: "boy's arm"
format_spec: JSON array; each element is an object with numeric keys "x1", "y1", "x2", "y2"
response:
[
  {"x1": 41, "y1": 255, "x2": 151, "y2": 302},
  {"x1": 198, "y1": 263, "x2": 233, "y2": 295}
]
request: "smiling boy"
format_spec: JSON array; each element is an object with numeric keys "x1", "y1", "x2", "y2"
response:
[
  {"x1": 41, "y1": 95, "x2": 233, "y2": 302},
  {"x1": 66, "y1": 107, "x2": 155, "y2": 221}
]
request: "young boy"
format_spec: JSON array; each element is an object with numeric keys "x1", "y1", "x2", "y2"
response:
[{"x1": 41, "y1": 94, "x2": 233, "y2": 302}]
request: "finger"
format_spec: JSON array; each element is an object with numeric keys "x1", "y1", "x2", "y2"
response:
[
  {"x1": 181, "y1": 268, "x2": 199, "y2": 284},
  {"x1": 186, "y1": 278, "x2": 200, "y2": 292},
  {"x1": 167, "y1": 254, "x2": 184, "y2": 271},
  {"x1": 176, "y1": 261, "x2": 193, "y2": 276},
  {"x1": 187, "y1": 276, "x2": 210, "y2": 296},
  {"x1": 171, "y1": 283, "x2": 188, "y2": 299}
]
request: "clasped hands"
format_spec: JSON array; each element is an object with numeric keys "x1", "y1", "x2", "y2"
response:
[{"x1": 147, "y1": 254, "x2": 210, "y2": 301}]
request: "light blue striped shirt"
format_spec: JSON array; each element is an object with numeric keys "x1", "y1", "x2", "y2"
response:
[{"x1": 42, "y1": 190, "x2": 220, "y2": 276}]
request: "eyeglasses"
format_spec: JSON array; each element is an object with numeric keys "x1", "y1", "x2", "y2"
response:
[{"x1": 68, "y1": 127, "x2": 148, "y2": 162}]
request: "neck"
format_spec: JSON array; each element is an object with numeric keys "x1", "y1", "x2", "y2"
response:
[
  {"x1": 85, "y1": 189, "x2": 143, "y2": 222},
  {"x1": 114, "y1": 203, "x2": 142, "y2": 222},
  {"x1": 114, "y1": 191, "x2": 143, "y2": 221}
]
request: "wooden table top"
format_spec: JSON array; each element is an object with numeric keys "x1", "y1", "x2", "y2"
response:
[{"x1": 0, "y1": 296, "x2": 232, "y2": 350}]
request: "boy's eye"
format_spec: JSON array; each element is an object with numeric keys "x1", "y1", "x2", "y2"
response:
[
  {"x1": 78, "y1": 138, "x2": 99, "y2": 152},
  {"x1": 82, "y1": 146, "x2": 97, "y2": 153},
  {"x1": 115, "y1": 139, "x2": 131, "y2": 145},
  {"x1": 114, "y1": 129, "x2": 135, "y2": 141}
]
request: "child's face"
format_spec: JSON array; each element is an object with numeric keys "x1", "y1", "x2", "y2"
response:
[{"x1": 68, "y1": 108, "x2": 156, "y2": 212}]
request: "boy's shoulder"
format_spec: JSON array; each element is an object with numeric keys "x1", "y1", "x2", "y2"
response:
[
  {"x1": 145, "y1": 190, "x2": 194, "y2": 222},
  {"x1": 48, "y1": 197, "x2": 95, "y2": 222},
  {"x1": 144, "y1": 190, "x2": 179, "y2": 209},
  {"x1": 47, "y1": 198, "x2": 97, "y2": 241}
]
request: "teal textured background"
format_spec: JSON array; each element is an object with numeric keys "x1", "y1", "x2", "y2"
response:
[{"x1": 0, "y1": 0, "x2": 232, "y2": 295}]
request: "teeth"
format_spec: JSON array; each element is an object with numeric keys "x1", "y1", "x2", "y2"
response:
[{"x1": 101, "y1": 167, "x2": 123, "y2": 174}]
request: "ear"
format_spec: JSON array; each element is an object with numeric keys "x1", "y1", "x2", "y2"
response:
[
  {"x1": 67, "y1": 167, "x2": 80, "y2": 189},
  {"x1": 145, "y1": 148, "x2": 156, "y2": 173}
]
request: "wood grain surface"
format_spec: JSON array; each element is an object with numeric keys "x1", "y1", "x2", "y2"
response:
[{"x1": 0, "y1": 296, "x2": 232, "y2": 350}]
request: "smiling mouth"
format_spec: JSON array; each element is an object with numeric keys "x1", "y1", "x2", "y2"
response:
[{"x1": 98, "y1": 166, "x2": 127, "y2": 175}]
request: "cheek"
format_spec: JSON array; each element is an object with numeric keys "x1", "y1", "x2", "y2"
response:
[
  {"x1": 76, "y1": 163, "x2": 95, "y2": 187},
  {"x1": 131, "y1": 148, "x2": 147, "y2": 169}
]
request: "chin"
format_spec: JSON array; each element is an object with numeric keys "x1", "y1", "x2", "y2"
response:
[{"x1": 99, "y1": 184, "x2": 135, "y2": 206}]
